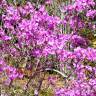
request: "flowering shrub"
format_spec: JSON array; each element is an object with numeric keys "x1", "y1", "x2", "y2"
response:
[{"x1": 0, "y1": 0, "x2": 96, "y2": 95}]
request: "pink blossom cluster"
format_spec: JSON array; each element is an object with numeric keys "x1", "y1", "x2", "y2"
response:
[
  {"x1": 86, "y1": 10, "x2": 96, "y2": 18},
  {"x1": 0, "y1": 0, "x2": 96, "y2": 95},
  {"x1": 66, "y1": 0, "x2": 95, "y2": 12},
  {"x1": 0, "y1": 59, "x2": 23, "y2": 82},
  {"x1": 63, "y1": 0, "x2": 96, "y2": 33},
  {"x1": 74, "y1": 47, "x2": 96, "y2": 61},
  {"x1": 55, "y1": 79, "x2": 96, "y2": 96},
  {"x1": 55, "y1": 0, "x2": 96, "y2": 95}
]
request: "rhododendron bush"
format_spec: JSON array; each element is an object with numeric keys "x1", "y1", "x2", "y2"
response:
[{"x1": 0, "y1": 0, "x2": 96, "y2": 96}]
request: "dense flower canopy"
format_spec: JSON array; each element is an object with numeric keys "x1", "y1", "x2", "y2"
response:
[{"x1": 0, "y1": 0, "x2": 96, "y2": 96}]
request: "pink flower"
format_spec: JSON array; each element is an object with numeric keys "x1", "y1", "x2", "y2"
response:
[
  {"x1": 3, "y1": 36, "x2": 12, "y2": 40},
  {"x1": 86, "y1": 10, "x2": 96, "y2": 18}
]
